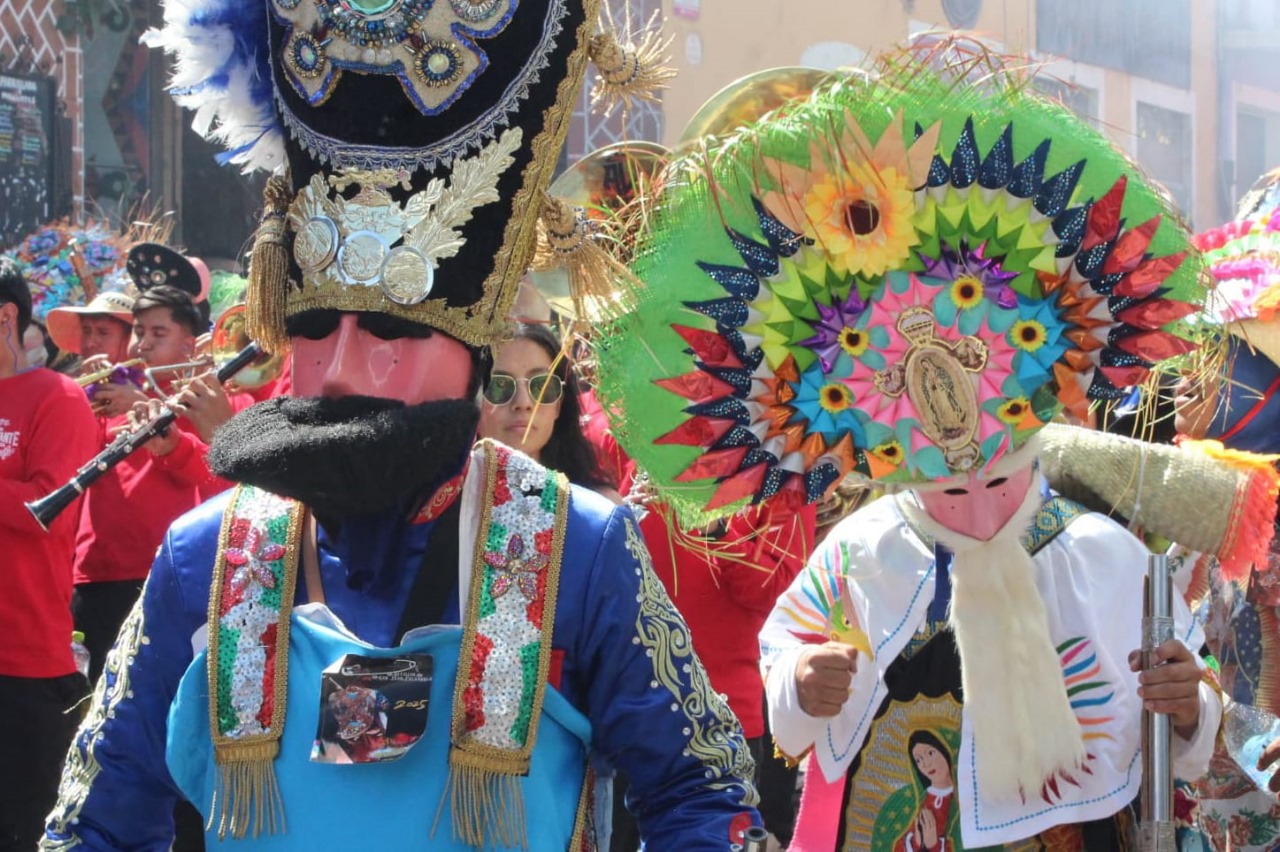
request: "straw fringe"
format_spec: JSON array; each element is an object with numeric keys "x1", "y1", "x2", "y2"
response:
[
  {"x1": 588, "y1": 6, "x2": 675, "y2": 118},
  {"x1": 533, "y1": 193, "x2": 641, "y2": 325},
  {"x1": 1180, "y1": 439, "x2": 1280, "y2": 582}
]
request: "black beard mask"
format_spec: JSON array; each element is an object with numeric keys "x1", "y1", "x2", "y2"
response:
[{"x1": 209, "y1": 395, "x2": 479, "y2": 517}]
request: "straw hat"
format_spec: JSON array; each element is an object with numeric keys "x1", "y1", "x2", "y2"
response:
[{"x1": 46, "y1": 290, "x2": 135, "y2": 355}]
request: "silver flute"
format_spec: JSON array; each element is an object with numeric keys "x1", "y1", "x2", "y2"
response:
[{"x1": 1137, "y1": 552, "x2": 1176, "y2": 851}]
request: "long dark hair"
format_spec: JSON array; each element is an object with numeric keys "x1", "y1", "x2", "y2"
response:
[
  {"x1": 907, "y1": 729, "x2": 954, "y2": 791},
  {"x1": 502, "y1": 323, "x2": 614, "y2": 492}
]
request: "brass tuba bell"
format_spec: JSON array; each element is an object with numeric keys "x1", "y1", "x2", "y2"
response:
[{"x1": 210, "y1": 304, "x2": 284, "y2": 391}]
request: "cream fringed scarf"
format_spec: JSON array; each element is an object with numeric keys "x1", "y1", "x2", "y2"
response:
[{"x1": 899, "y1": 474, "x2": 1086, "y2": 804}]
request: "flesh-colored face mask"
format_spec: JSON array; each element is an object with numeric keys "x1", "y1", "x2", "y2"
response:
[
  {"x1": 913, "y1": 461, "x2": 1036, "y2": 541},
  {"x1": 291, "y1": 313, "x2": 472, "y2": 404}
]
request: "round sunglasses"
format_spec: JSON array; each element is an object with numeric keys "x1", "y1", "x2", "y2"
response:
[{"x1": 483, "y1": 372, "x2": 565, "y2": 406}]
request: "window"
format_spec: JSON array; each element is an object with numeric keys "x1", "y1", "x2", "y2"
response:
[
  {"x1": 1033, "y1": 78, "x2": 1100, "y2": 127},
  {"x1": 1136, "y1": 102, "x2": 1193, "y2": 216}
]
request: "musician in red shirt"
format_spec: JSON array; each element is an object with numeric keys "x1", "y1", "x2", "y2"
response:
[
  {"x1": 0, "y1": 259, "x2": 100, "y2": 849},
  {"x1": 71, "y1": 284, "x2": 248, "y2": 684}
]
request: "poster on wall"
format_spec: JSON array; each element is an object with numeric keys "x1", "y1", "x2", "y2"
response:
[{"x1": 0, "y1": 72, "x2": 57, "y2": 250}]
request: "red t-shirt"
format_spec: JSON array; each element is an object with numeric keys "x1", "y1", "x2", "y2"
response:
[
  {"x1": 0, "y1": 368, "x2": 100, "y2": 677},
  {"x1": 72, "y1": 393, "x2": 252, "y2": 586}
]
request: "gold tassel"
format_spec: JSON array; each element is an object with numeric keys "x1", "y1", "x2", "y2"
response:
[
  {"x1": 588, "y1": 4, "x2": 676, "y2": 117},
  {"x1": 532, "y1": 194, "x2": 642, "y2": 329},
  {"x1": 433, "y1": 750, "x2": 529, "y2": 850},
  {"x1": 246, "y1": 176, "x2": 294, "y2": 355},
  {"x1": 209, "y1": 742, "x2": 286, "y2": 841}
]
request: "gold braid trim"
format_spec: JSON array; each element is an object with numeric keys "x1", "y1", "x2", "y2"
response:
[
  {"x1": 568, "y1": 764, "x2": 597, "y2": 851},
  {"x1": 624, "y1": 517, "x2": 760, "y2": 807},
  {"x1": 474, "y1": 0, "x2": 605, "y2": 342}
]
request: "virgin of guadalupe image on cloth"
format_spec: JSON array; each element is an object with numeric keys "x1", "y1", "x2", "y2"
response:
[
  {"x1": 889, "y1": 729, "x2": 960, "y2": 852},
  {"x1": 847, "y1": 692, "x2": 966, "y2": 851}
]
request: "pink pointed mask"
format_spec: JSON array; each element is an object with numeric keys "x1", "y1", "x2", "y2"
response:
[{"x1": 914, "y1": 461, "x2": 1036, "y2": 541}]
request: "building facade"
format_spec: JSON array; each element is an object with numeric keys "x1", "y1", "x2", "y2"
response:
[
  {"x1": 6, "y1": 0, "x2": 1279, "y2": 254},
  {"x1": 658, "y1": 0, "x2": 1280, "y2": 228}
]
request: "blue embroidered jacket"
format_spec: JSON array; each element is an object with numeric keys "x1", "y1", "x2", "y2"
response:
[{"x1": 43, "y1": 470, "x2": 760, "y2": 850}]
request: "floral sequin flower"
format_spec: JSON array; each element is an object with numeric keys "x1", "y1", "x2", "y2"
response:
[
  {"x1": 818, "y1": 382, "x2": 853, "y2": 414},
  {"x1": 801, "y1": 162, "x2": 919, "y2": 279},
  {"x1": 761, "y1": 112, "x2": 941, "y2": 281},
  {"x1": 950, "y1": 275, "x2": 985, "y2": 310},
  {"x1": 225, "y1": 526, "x2": 286, "y2": 594},
  {"x1": 484, "y1": 534, "x2": 549, "y2": 600},
  {"x1": 790, "y1": 363, "x2": 867, "y2": 444},
  {"x1": 799, "y1": 288, "x2": 868, "y2": 372},
  {"x1": 870, "y1": 440, "x2": 904, "y2": 465}
]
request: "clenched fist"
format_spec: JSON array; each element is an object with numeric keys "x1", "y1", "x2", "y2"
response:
[{"x1": 795, "y1": 642, "x2": 858, "y2": 717}]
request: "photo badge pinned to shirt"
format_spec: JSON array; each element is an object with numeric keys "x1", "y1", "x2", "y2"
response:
[{"x1": 310, "y1": 653, "x2": 433, "y2": 765}]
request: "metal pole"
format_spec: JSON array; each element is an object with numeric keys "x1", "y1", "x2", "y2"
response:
[{"x1": 1138, "y1": 553, "x2": 1176, "y2": 851}]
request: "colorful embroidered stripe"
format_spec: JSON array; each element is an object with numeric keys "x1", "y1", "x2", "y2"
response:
[
  {"x1": 208, "y1": 486, "x2": 304, "y2": 744},
  {"x1": 452, "y1": 440, "x2": 569, "y2": 760}
]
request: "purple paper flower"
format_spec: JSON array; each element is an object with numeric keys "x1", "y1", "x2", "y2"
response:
[
  {"x1": 799, "y1": 288, "x2": 869, "y2": 372},
  {"x1": 922, "y1": 240, "x2": 1018, "y2": 310}
]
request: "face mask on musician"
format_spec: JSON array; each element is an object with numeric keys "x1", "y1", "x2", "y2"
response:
[{"x1": 131, "y1": 307, "x2": 196, "y2": 370}]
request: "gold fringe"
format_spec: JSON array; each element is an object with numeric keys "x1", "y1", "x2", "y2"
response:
[
  {"x1": 246, "y1": 176, "x2": 294, "y2": 355},
  {"x1": 532, "y1": 193, "x2": 641, "y2": 328},
  {"x1": 588, "y1": 6, "x2": 675, "y2": 118},
  {"x1": 209, "y1": 742, "x2": 286, "y2": 841},
  {"x1": 434, "y1": 750, "x2": 529, "y2": 850}
]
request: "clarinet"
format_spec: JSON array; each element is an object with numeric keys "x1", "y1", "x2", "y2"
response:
[
  {"x1": 1138, "y1": 552, "x2": 1176, "y2": 851},
  {"x1": 733, "y1": 827, "x2": 769, "y2": 852},
  {"x1": 24, "y1": 343, "x2": 263, "y2": 531}
]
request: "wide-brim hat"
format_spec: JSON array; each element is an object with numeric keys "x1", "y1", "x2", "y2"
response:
[{"x1": 46, "y1": 290, "x2": 135, "y2": 355}]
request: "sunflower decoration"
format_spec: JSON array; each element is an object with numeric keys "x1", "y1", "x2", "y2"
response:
[{"x1": 596, "y1": 39, "x2": 1205, "y2": 523}]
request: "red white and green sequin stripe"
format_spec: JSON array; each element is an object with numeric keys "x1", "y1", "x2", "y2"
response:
[
  {"x1": 452, "y1": 440, "x2": 569, "y2": 760},
  {"x1": 208, "y1": 486, "x2": 304, "y2": 748}
]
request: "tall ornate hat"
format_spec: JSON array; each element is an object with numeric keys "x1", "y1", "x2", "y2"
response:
[
  {"x1": 596, "y1": 39, "x2": 1206, "y2": 521},
  {"x1": 145, "y1": 0, "x2": 673, "y2": 352}
]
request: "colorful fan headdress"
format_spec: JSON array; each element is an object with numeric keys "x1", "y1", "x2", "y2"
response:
[
  {"x1": 1194, "y1": 169, "x2": 1280, "y2": 368},
  {"x1": 597, "y1": 41, "x2": 1206, "y2": 521},
  {"x1": 6, "y1": 222, "x2": 131, "y2": 324}
]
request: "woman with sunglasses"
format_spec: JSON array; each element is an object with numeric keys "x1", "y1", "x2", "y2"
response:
[{"x1": 480, "y1": 323, "x2": 619, "y2": 499}]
